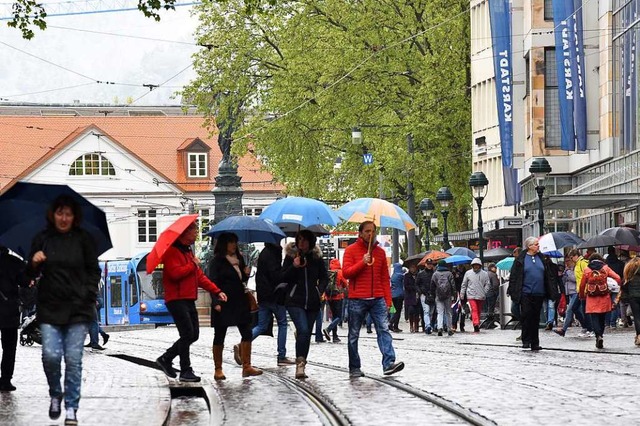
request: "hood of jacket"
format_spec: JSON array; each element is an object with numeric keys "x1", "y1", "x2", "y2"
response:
[
  {"x1": 392, "y1": 262, "x2": 404, "y2": 275},
  {"x1": 285, "y1": 242, "x2": 323, "y2": 260},
  {"x1": 587, "y1": 259, "x2": 605, "y2": 271},
  {"x1": 330, "y1": 258, "x2": 342, "y2": 270}
]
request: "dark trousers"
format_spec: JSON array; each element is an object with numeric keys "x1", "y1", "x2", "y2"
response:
[
  {"x1": 165, "y1": 300, "x2": 199, "y2": 371},
  {"x1": 629, "y1": 297, "x2": 640, "y2": 335},
  {"x1": 590, "y1": 313, "x2": 607, "y2": 338},
  {"x1": 390, "y1": 297, "x2": 404, "y2": 330},
  {"x1": 520, "y1": 294, "x2": 544, "y2": 347},
  {"x1": 0, "y1": 328, "x2": 18, "y2": 383},
  {"x1": 213, "y1": 323, "x2": 252, "y2": 346}
]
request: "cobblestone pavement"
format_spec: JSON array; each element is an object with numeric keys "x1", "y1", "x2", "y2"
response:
[{"x1": 2, "y1": 321, "x2": 639, "y2": 425}]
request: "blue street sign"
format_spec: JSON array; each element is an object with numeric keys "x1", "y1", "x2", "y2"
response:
[{"x1": 363, "y1": 153, "x2": 373, "y2": 165}]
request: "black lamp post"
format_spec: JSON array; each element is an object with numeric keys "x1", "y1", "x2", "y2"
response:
[
  {"x1": 419, "y1": 197, "x2": 435, "y2": 251},
  {"x1": 469, "y1": 171, "x2": 489, "y2": 264},
  {"x1": 529, "y1": 158, "x2": 552, "y2": 237},
  {"x1": 436, "y1": 187, "x2": 453, "y2": 250}
]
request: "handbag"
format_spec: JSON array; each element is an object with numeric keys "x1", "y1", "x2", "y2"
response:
[{"x1": 245, "y1": 291, "x2": 258, "y2": 313}]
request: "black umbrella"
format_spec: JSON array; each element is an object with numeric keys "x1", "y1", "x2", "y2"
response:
[
  {"x1": 278, "y1": 223, "x2": 331, "y2": 237},
  {"x1": 0, "y1": 182, "x2": 113, "y2": 256},
  {"x1": 482, "y1": 247, "x2": 512, "y2": 262},
  {"x1": 577, "y1": 234, "x2": 618, "y2": 249},
  {"x1": 599, "y1": 227, "x2": 640, "y2": 247},
  {"x1": 402, "y1": 252, "x2": 427, "y2": 267}
]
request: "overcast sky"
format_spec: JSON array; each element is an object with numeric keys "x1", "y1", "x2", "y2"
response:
[{"x1": 0, "y1": 3, "x2": 201, "y2": 106}]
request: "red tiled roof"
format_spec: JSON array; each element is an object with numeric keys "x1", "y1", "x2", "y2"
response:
[{"x1": 0, "y1": 116, "x2": 283, "y2": 194}]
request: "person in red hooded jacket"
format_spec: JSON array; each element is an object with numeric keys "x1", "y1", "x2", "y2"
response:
[
  {"x1": 322, "y1": 258, "x2": 348, "y2": 342},
  {"x1": 342, "y1": 221, "x2": 404, "y2": 378},
  {"x1": 156, "y1": 222, "x2": 227, "y2": 383}
]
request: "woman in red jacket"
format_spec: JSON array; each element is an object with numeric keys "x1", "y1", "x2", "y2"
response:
[
  {"x1": 156, "y1": 222, "x2": 227, "y2": 382},
  {"x1": 579, "y1": 253, "x2": 620, "y2": 349}
]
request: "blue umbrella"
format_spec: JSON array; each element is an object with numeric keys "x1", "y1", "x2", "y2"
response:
[
  {"x1": 496, "y1": 257, "x2": 515, "y2": 271},
  {"x1": 259, "y1": 197, "x2": 340, "y2": 228},
  {"x1": 541, "y1": 250, "x2": 564, "y2": 258},
  {"x1": 0, "y1": 182, "x2": 113, "y2": 256},
  {"x1": 206, "y1": 215, "x2": 286, "y2": 244},
  {"x1": 538, "y1": 232, "x2": 584, "y2": 253},
  {"x1": 445, "y1": 247, "x2": 478, "y2": 258},
  {"x1": 444, "y1": 255, "x2": 473, "y2": 265}
]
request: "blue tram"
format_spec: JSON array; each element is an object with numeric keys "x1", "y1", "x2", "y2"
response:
[{"x1": 98, "y1": 252, "x2": 173, "y2": 325}]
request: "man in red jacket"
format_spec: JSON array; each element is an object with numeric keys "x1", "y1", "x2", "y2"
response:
[
  {"x1": 156, "y1": 222, "x2": 227, "y2": 382},
  {"x1": 342, "y1": 221, "x2": 404, "y2": 378}
]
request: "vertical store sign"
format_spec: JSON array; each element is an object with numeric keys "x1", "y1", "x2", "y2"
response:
[
  {"x1": 623, "y1": 6, "x2": 637, "y2": 152},
  {"x1": 571, "y1": 0, "x2": 587, "y2": 152},
  {"x1": 552, "y1": 0, "x2": 576, "y2": 151},
  {"x1": 489, "y1": 0, "x2": 520, "y2": 205}
]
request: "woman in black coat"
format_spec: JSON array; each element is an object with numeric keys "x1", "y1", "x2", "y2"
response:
[
  {"x1": 207, "y1": 232, "x2": 262, "y2": 380},
  {"x1": 282, "y1": 230, "x2": 329, "y2": 379}
]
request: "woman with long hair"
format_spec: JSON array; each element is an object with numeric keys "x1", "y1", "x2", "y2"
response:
[
  {"x1": 622, "y1": 257, "x2": 640, "y2": 346},
  {"x1": 27, "y1": 195, "x2": 100, "y2": 425},
  {"x1": 207, "y1": 232, "x2": 262, "y2": 380}
]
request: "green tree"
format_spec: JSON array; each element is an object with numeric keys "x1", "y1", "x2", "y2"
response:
[{"x1": 184, "y1": 0, "x2": 472, "y2": 232}]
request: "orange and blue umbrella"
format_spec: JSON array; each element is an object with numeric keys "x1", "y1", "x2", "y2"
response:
[{"x1": 336, "y1": 198, "x2": 417, "y2": 232}]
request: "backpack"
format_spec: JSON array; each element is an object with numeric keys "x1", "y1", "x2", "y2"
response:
[
  {"x1": 586, "y1": 270, "x2": 609, "y2": 297},
  {"x1": 325, "y1": 270, "x2": 343, "y2": 297},
  {"x1": 435, "y1": 272, "x2": 453, "y2": 300}
]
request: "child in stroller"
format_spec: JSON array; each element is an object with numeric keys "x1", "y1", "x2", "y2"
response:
[{"x1": 19, "y1": 283, "x2": 41, "y2": 346}]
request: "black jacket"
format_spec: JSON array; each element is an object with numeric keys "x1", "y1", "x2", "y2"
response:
[
  {"x1": 255, "y1": 243, "x2": 286, "y2": 304},
  {"x1": 507, "y1": 251, "x2": 559, "y2": 303},
  {"x1": 282, "y1": 243, "x2": 328, "y2": 311},
  {"x1": 27, "y1": 228, "x2": 100, "y2": 325},
  {"x1": 0, "y1": 248, "x2": 29, "y2": 328},
  {"x1": 416, "y1": 268, "x2": 435, "y2": 303},
  {"x1": 207, "y1": 254, "x2": 251, "y2": 327}
]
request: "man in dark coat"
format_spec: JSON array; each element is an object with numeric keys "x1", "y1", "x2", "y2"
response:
[
  {"x1": 508, "y1": 237, "x2": 559, "y2": 351},
  {"x1": 249, "y1": 243, "x2": 295, "y2": 366},
  {"x1": 416, "y1": 259, "x2": 435, "y2": 333},
  {"x1": 0, "y1": 246, "x2": 29, "y2": 391}
]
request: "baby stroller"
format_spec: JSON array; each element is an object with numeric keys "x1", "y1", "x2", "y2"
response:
[{"x1": 19, "y1": 285, "x2": 41, "y2": 346}]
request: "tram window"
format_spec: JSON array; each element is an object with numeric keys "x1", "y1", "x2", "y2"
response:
[
  {"x1": 110, "y1": 276, "x2": 122, "y2": 308},
  {"x1": 130, "y1": 276, "x2": 138, "y2": 307}
]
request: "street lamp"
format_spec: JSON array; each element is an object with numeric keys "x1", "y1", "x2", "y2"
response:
[
  {"x1": 529, "y1": 158, "x2": 552, "y2": 237},
  {"x1": 351, "y1": 127, "x2": 362, "y2": 144},
  {"x1": 436, "y1": 187, "x2": 454, "y2": 250},
  {"x1": 419, "y1": 197, "x2": 435, "y2": 251},
  {"x1": 469, "y1": 171, "x2": 489, "y2": 264}
]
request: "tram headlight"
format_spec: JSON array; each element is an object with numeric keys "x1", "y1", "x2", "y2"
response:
[{"x1": 140, "y1": 302, "x2": 147, "y2": 313}]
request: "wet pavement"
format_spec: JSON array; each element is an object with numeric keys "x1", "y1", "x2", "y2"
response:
[{"x1": 2, "y1": 320, "x2": 639, "y2": 425}]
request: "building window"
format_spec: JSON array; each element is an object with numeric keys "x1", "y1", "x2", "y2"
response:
[
  {"x1": 243, "y1": 207, "x2": 263, "y2": 217},
  {"x1": 138, "y1": 209, "x2": 157, "y2": 243},
  {"x1": 544, "y1": 0, "x2": 553, "y2": 21},
  {"x1": 525, "y1": 54, "x2": 531, "y2": 97},
  {"x1": 69, "y1": 153, "x2": 116, "y2": 176},
  {"x1": 544, "y1": 48, "x2": 561, "y2": 148},
  {"x1": 188, "y1": 153, "x2": 207, "y2": 177}
]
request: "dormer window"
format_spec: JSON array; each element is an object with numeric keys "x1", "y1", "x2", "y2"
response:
[
  {"x1": 69, "y1": 153, "x2": 115, "y2": 176},
  {"x1": 188, "y1": 153, "x2": 207, "y2": 177}
]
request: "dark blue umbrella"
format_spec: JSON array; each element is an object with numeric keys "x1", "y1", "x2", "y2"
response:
[
  {"x1": 0, "y1": 182, "x2": 113, "y2": 257},
  {"x1": 445, "y1": 247, "x2": 478, "y2": 258},
  {"x1": 599, "y1": 227, "x2": 640, "y2": 247},
  {"x1": 206, "y1": 215, "x2": 286, "y2": 244}
]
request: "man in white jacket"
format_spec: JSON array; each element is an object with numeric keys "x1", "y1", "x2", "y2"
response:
[{"x1": 461, "y1": 258, "x2": 490, "y2": 333}]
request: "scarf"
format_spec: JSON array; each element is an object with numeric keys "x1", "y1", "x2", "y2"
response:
[{"x1": 226, "y1": 254, "x2": 242, "y2": 279}]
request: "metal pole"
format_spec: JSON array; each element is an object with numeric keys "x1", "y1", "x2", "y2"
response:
[
  {"x1": 536, "y1": 185, "x2": 545, "y2": 237},
  {"x1": 424, "y1": 217, "x2": 430, "y2": 251},
  {"x1": 442, "y1": 209, "x2": 450, "y2": 250},
  {"x1": 406, "y1": 134, "x2": 416, "y2": 256},
  {"x1": 476, "y1": 197, "x2": 484, "y2": 264}
]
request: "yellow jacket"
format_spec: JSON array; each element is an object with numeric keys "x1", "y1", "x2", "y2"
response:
[{"x1": 574, "y1": 256, "x2": 589, "y2": 293}]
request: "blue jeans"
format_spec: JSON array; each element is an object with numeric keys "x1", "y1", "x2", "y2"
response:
[
  {"x1": 313, "y1": 302, "x2": 325, "y2": 341},
  {"x1": 325, "y1": 300, "x2": 343, "y2": 337},
  {"x1": 40, "y1": 322, "x2": 89, "y2": 410},
  {"x1": 251, "y1": 301, "x2": 288, "y2": 359},
  {"x1": 436, "y1": 299, "x2": 452, "y2": 330},
  {"x1": 419, "y1": 295, "x2": 433, "y2": 331},
  {"x1": 287, "y1": 307, "x2": 317, "y2": 359},
  {"x1": 545, "y1": 299, "x2": 555, "y2": 325},
  {"x1": 605, "y1": 292, "x2": 619, "y2": 326},
  {"x1": 562, "y1": 293, "x2": 585, "y2": 333},
  {"x1": 348, "y1": 298, "x2": 396, "y2": 371}
]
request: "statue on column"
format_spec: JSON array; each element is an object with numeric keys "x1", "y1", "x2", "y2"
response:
[{"x1": 214, "y1": 102, "x2": 241, "y2": 188}]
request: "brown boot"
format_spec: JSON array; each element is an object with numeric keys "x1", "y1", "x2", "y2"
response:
[
  {"x1": 295, "y1": 356, "x2": 307, "y2": 379},
  {"x1": 212, "y1": 345, "x2": 226, "y2": 381},
  {"x1": 233, "y1": 343, "x2": 242, "y2": 365},
  {"x1": 240, "y1": 341, "x2": 262, "y2": 377}
]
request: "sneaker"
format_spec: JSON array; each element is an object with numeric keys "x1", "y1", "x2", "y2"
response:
[
  {"x1": 596, "y1": 336, "x2": 604, "y2": 349},
  {"x1": 447, "y1": 330, "x2": 454, "y2": 336},
  {"x1": 322, "y1": 328, "x2": 331, "y2": 341},
  {"x1": 102, "y1": 333, "x2": 110, "y2": 345},
  {"x1": 473, "y1": 325, "x2": 480, "y2": 333},
  {"x1": 349, "y1": 369, "x2": 365, "y2": 378},
  {"x1": 333, "y1": 336, "x2": 341, "y2": 343},
  {"x1": 179, "y1": 369, "x2": 201, "y2": 383},
  {"x1": 90, "y1": 344, "x2": 105, "y2": 350},
  {"x1": 383, "y1": 361, "x2": 405, "y2": 376},
  {"x1": 394, "y1": 327, "x2": 403, "y2": 333},
  {"x1": 553, "y1": 329, "x2": 565, "y2": 337},
  {"x1": 49, "y1": 396, "x2": 62, "y2": 420},
  {"x1": 437, "y1": 329, "x2": 443, "y2": 336},
  {"x1": 64, "y1": 408, "x2": 78, "y2": 426},
  {"x1": 156, "y1": 355, "x2": 177, "y2": 379},
  {"x1": 425, "y1": 327, "x2": 432, "y2": 335},
  {"x1": 277, "y1": 357, "x2": 297, "y2": 366},
  {"x1": 545, "y1": 323, "x2": 553, "y2": 331}
]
